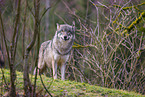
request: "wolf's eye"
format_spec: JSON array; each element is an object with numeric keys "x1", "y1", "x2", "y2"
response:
[
  {"x1": 67, "y1": 32, "x2": 70, "y2": 34},
  {"x1": 68, "y1": 31, "x2": 71, "y2": 33}
]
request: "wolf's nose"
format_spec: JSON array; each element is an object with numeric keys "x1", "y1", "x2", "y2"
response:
[{"x1": 64, "y1": 36, "x2": 67, "y2": 40}]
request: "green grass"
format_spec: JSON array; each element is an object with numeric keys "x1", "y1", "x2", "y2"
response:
[{"x1": 0, "y1": 69, "x2": 144, "y2": 97}]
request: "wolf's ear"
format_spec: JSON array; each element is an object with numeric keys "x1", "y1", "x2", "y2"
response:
[
  {"x1": 72, "y1": 21, "x2": 75, "y2": 32},
  {"x1": 57, "y1": 23, "x2": 60, "y2": 29}
]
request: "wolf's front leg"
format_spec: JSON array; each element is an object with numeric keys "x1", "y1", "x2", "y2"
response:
[
  {"x1": 52, "y1": 60, "x2": 57, "y2": 79},
  {"x1": 61, "y1": 64, "x2": 66, "y2": 80}
]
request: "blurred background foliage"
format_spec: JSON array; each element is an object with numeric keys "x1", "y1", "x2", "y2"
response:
[{"x1": 0, "y1": 0, "x2": 145, "y2": 95}]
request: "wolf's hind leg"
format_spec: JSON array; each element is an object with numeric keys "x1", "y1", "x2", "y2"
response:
[
  {"x1": 38, "y1": 61, "x2": 46, "y2": 74},
  {"x1": 34, "y1": 61, "x2": 46, "y2": 75}
]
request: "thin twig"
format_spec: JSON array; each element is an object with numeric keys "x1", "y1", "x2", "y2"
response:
[{"x1": 39, "y1": 70, "x2": 53, "y2": 97}]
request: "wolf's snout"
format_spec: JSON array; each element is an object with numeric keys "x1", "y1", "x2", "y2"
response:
[{"x1": 64, "y1": 36, "x2": 68, "y2": 40}]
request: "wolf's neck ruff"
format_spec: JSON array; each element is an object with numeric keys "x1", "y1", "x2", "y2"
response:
[{"x1": 54, "y1": 46, "x2": 71, "y2": 55}]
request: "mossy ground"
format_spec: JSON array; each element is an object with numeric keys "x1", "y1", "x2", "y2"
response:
[{"x1": 0, "y1": 69, "x2": 144, "y2": 97}]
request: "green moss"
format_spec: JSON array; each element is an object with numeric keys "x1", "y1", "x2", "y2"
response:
[
  {"x1": 125, "y1": 11, "x2": 145, "y2": 33},
  {"x1": 113, "y1": 2, "x2": 145, "y2": 11}
]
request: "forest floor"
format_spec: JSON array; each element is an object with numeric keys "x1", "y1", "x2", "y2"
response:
[{"x1": 0, "y1": 69, "x2": 144, "y2": 97}]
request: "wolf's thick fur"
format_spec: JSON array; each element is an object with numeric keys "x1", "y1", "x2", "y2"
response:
[{"x1": 34, "y1": 23, "x2": 75, "y2": 80}]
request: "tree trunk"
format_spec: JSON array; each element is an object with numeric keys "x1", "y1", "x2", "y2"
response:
[
  {"x1": 23, "y1": 0, "x2": 40, "y2": 96},
  {"x1": 45, "y1": 0, "x2": 50, "y2": 40},
  {"x1": 9, "y1": 0, "x2": 21, "y2": 96}
]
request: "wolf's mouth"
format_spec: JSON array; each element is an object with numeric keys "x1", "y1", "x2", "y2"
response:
[{"x1": 61, "y1": 36, "x2": 69, "y2": 41}]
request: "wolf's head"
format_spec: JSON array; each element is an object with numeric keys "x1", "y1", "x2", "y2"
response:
[{"x1": 56, "y1": 22, "x2": 75, "y2": 41}]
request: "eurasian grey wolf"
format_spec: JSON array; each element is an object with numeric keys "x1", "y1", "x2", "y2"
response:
[{"x1": 34, "y1": 22, "x2": 75, "y2": 80}]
